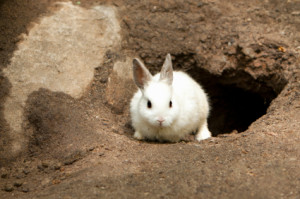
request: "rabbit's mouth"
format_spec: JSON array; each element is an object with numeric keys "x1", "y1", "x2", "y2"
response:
[{"x1": 155, "y1": 121, "x2": 171, "y2": 129}]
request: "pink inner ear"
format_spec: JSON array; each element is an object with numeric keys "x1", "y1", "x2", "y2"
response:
[
  {"x1": 136, "y1": 65, "x2": 145, "y2": 87},
  {"x1": 159, "y1": 54, "x2": 173, "y2": 85},
  {"x1": 133, "y1": 58, "x2": 151, "y2": 89},
  {"x1": 160, "y1": 66, "x2": 173, "y2": 85}
]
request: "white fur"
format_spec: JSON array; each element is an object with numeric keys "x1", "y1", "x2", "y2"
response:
[{"x1": 130, "y1": 54, "x2": 211, "y2": 142}]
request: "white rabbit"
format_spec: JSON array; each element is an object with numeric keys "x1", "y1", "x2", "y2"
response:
[{"x1": 130, "y1": 54, "x2": 211, "y2": 142}]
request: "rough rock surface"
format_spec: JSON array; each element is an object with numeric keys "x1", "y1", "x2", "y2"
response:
[
  {"x1": 0, "y1": 0, "x2": 299, "y2": 199},
  {"x1": 1, "y1": 1, "x2": 121, "y2": 159}
]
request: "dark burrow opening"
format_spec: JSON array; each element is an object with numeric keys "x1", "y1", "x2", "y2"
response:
[{"x1": 187, "y1": 68, "x2": 282, "y2": 137}]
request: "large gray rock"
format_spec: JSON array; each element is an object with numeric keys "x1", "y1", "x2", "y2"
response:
[{"x1": 2, "y1": 2, "x2": 121, "y2": 158}]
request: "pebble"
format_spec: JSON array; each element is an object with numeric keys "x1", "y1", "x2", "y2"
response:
[
  {"x1": 63, "y1": 150, "x2": 86, "y2": 165},
  {"x1": 1, "y1": 173, "x2": 8, "y2": 179},
  {"x1": 64, "y1": 159, "x2": 76, "y2": 166},
  {"x1": 42, "y1": 161, "x2": 50, "y2": 168},
  {"x1": 14, "y1": 181, "x2": 23, "y2": 187},
  {"x1": 15, "y1": 173, "x2": 25, "y2": 179},
  {"x1": 197, "y1": 2, "x2": 204, "y2": 7},
  {"x1": 100, "y1": 78, "x2": 107, "y2": 83},
  {"x1": 99, "y1": 153, "x2": 105, "y2": 157},
  {"x1": 291, "y1": 11, "x2": 300, "y2": 16},
  {"x1": 37, "y1": 164, "x2": 44, "y2": 171},
  {"x1": 88, "y1": 146, "x2": 95, "y2": 151},
  {"x1": 4, "y1": 184, "x2": 14, "y2": 192},
  {"x1": 23, "y1": 169, "x2": 30, "y2": 175},
  {"x1": 41, "y1": 178, "x2": 51, "y2": 187},
  {"x1": 1, "y1": 168, "x2": 9, "y2": 178},
  {"x1": 22, "y1": 187, "x2": 30, "y2": 193},
  {"x1": 52, "y1": 163, "x2": 62, "y2": 170}
]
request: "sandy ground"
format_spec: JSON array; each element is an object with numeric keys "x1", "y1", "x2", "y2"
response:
[{"x1": 0, "y1": 0, "x2": 299, "y2": 198}]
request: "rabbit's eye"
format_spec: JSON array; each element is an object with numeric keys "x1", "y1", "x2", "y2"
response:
[
  {"x1": 169, "y1": 101, "x2": 172, "y2": 108},
  {"x1": 147, "y1": 100, "x2": 152, "y2": 109}
]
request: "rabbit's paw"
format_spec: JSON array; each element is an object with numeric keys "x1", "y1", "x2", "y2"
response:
[{"x1": 134, "y1": 131, "x2": 144, "y2": 140}]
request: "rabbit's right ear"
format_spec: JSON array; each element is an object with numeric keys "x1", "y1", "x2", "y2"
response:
[
  {"x1": 133, "y1": 58, "x2": 152, "y2": 89},
  {"x1": 160, "y1": 53, "x2": 173, "y2": 85}
]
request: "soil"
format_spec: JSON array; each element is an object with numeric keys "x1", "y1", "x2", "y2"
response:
[{"x1": 0, "y1": 0, "x2": 300, "y2": 198}]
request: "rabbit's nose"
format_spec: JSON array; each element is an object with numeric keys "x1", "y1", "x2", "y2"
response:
[{"x1": 157, "y1": 118, "x2": 165, "y2": 125}]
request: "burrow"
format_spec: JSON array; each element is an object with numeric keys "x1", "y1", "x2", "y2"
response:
[{"x1": 167, "y1": 53, "x2": 288, "y2": 137}]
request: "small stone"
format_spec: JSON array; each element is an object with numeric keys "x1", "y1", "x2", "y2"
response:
[
  {"x1": 1, "y1": 173, "x2": 8, "y2": 179},
  {"x1": 197, "y1": 2, "x2": 204, "y2": 7},
  {"x1": 22, "y1": 187, "x2": 30, "y2": 193},
  {"x1": 52, "y1": 163, "x2": 62, "y2": 170},
  {"x1": 63, "y1": 150, "x2": 86, "y2": 165},
  {"x1": 227, "y1": 46, "x2": 236, "y2": 55},
  {"x1": 41, "y1": 178, "x2": 51, "y2": 187},
  {"x1": 63, "y1": 159, "x2": 76, "y2": 166},
  {"x1": 88, "y1": 146, "x2": 95, "y2": 151},
  {"x1": 23, "y1": 169, "x2": 30, "y2": 175},
  {"x1": 199, "y1": 34, "x2": 207, "y2": 43},
  {"x1": 289, "y1": 157, "x2": 296, "y2": 161},
  {"x1": 42, "y1": 161, "x2": 49, "y2": 168},
  {"x1": 52, "y1": 179, "x2": 61, "y2": 185},
  {"x1": 0, "y1": 168, "x2": 8, "y2": 178},
  {"x1": 243, "y1": 47, "x2": 256, "y2": 59},
  {"x1": 14, "y1": 181, "x2": 23, "y2": 187},
  {"x1": 15, "y1": 173, "x2": 25, "y2": 179},
  {"x1": 4, "y1": 184, "x2": 14, "y2": 192},
  {"x1": 100, "y1": 77, "x2": 107, "y2": 83},
  {"x1": 291, "y1": 11, "x2": 300, "y2": 16},
  {"x1": 99, "y1": 153, "x2": 105, "y2": 157},
  {"x1": 37, "y1": 164, "x2": 44, "y2": 171}
]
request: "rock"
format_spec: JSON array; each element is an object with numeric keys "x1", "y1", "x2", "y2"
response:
[
  {"x1": 1, "y1": 2, "x2": 121, "y2": 159},
  {"x1": 51, "y1": 162, "x2": 62, "y2": 171},
  {"x1": 1, "y1": 173, "x2": 8, "y2": 178},
  {"x1": 197, "y1": 2, "x2": 204, "y2": 7},
  {"x1": 37, "y1": 164, "x2": 44, "y2": 171},
  {"x1": 23, "y1": 169, "x2": 30, "y2": 175},
  {"x1": 0, "y1": 168, "x2": 9, "y2": 178},
  {"x1": 243, "y1": 47, "x2": 256, "y2": 59},
  {"x1": 13, "y1": 181, "x2": 23, "y2": 187},
  {"x1": 63, "y1": 150, "x2": 87, "y2": 165},
  {"x1": 3, "y1": 184, "x2": 14, "y2": 192},
  {"x1": 41, "y1": 161, "x2": 50, "y2": 168},
  {"x1": 88, "y1": 146, "x2": 95, "y2": 151},
  {"x1": 1, "y1": 172, "x2": 8, "y2": 179},
  {"x1": 22, "y1": 187, "x2": 30, "y2": 193},
  {"x1": 41, "y1": 178, "x2": 51, "y2": 187},
  {"x1": 105, "y1": 57, "x2": 136, "y2": 113},
  {"x1": 99, "y1": 152, "x2": 105, "y2": 157},
  {"x1": 291, "y1": 11, "x2": 300, "y2": 16}
]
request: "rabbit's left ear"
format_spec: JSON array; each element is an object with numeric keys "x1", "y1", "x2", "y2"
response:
[
  {"x1": 133, "y1": 58, "x2": 152, "y2": 90},
  {"x1": 160, "y1": 53, "x2": 173, "y2": 85}
]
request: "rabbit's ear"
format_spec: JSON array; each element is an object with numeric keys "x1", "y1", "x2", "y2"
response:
[
  {"x1": 160, "y1": 53, "x2": 173, "y2": 85},
  {"x1": 133, "y1": 58, "x2": 152, "y2": 89}
]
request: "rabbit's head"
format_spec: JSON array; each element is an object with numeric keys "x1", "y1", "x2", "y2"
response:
[{"x1": 133, "y1": 54, "x2": 180, "y2": 128}]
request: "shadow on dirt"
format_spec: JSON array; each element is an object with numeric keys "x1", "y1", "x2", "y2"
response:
[{"x1": 0, "y1": 0, "x2": 61, "y2": 165}]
